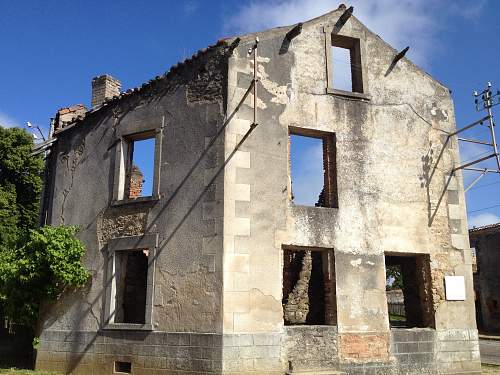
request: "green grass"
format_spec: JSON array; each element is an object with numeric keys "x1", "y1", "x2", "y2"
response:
[
  {"x1": 389, "y1": 314, "x2": 406, "y2": 322},
  {"x1": 0, "y1": 369, "x2": 61, "y2": 375}
]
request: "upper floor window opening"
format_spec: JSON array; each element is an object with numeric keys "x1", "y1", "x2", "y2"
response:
[
  {"x1": 125, "y1": 137, "x2": 155, "y2": 199},
  {"x1": 289, "y1": 127, "x2": 338, "y2": 208},
  {"x1": 112, "y1": 128, "x2": 161, "y2": 204},
  {"x1": 330, "y1": 34, "x2": 363, "y2": 94}
]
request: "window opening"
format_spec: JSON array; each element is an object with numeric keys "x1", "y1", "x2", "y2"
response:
[
  {"x1": 283, "y1": 248, "x2": 337, "y2": 325},
  {"x1": 114, "y1": 250, "x2": 149, "y2": 324},
  {"x1": 331, "y1": 46, "x2": 353, "y2": 92},
  {"x1": 289, "y1": 129, "x2": 337, "y2": 207},
  {"x1": 125, "y1": 137, "x2": 155, "y2": 199},
  {"x1": 114, "y1": 361, "x2": 131, "y2": 374},
  {"x1": 330, "y1": 35, "x2": 363, "y2": 93},
  {"x1": 385, "y1": 254, "x2": 434, "y2": 328}
]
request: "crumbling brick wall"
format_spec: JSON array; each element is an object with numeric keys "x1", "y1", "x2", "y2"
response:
[{"x1": 127, "y1": 165, "x2": 144, "y2": 199}]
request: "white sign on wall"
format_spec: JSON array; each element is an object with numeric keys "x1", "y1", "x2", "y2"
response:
[{"x1": 445, "y1": 276, "x2": 466, "y2": 301}]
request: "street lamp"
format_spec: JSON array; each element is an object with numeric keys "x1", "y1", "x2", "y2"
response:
[{"x1": 26, "y1": 121, "x2": 46, "y2": 141}]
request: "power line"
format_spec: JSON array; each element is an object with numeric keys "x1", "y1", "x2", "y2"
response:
[{"x1": 468, "y1": 203, "x2": 500, "y2": 214}]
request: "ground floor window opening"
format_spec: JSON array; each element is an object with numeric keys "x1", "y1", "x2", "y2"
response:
[
  {"x1": 114, "y1": 249, "x2": 149, "y2": 324},
  {"x1": 282, "y1": 248, "x2": 337, "y2": 325},
  {"x1": 385, "y1": 253, "x2": 434, "y2": 328}
]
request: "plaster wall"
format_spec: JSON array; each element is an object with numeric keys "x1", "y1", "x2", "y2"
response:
[
  {"x1": 223, "y1": 8, "x2": 478, "y2": 374},
  {"x1": 35, "y1": 7, "x2": 480, "y2": 375},
  {"x1": 36, "y1": 47, "x2": 229, "y2": 373}
]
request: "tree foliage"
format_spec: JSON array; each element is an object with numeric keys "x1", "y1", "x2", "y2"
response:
[
  {"x1": 0, "y1": 127, "x2": 89, "y2": 327},
  {"x1": 386, "y1": 265, "x2": 404, "y2": 290},
  {"x1": 0, "y1": 127, "x2": 44, "y2": 250},
  {"x1": 0, "y1": 225, "x2": 90, "y2": 326}
]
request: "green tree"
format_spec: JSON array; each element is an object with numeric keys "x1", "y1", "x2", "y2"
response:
[
  {"x1": 0, "y1": 226, "x2": 90, "y2": 326},
  {"x1": 0, "y1": 127, "x2": 44, "y2": 250},
  {"x1": 386, "y1": 265, "x2": 404, "y2": 290},
  {"x1": 0, "y1": 127, "x2": 89, "y2": 328}
]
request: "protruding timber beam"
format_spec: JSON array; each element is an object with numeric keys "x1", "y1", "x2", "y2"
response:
[
  {"x1": 333, "y1": 6, "x2": 354, "y2": 34},
  {"x1": 385, "y1": 46, "x2": 410, "y2": 76},
  {"x1": 285, "y1": 22, "x2": 303, "y2": 42},
  {"x1": 279, "y1": 23, "x2": 303, "y2": 54}
]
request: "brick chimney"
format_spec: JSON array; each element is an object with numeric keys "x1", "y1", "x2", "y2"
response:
[
  {"x1": 91, "y1": 74, "x2": 121, "y2": 108},
  {"x1": 128, "y1": 165, "x2": 144, "y2": 199},
  {"x1": 54, "y1": 104, "x2": 87, "y2": 132}
]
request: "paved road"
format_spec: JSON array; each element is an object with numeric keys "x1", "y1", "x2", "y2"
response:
[{"x1": 480, "y1": 339, "x2": 500, "y2": 365}]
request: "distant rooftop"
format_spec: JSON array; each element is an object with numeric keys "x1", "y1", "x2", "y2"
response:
[{"x1": 469, "y1": 222, "x2": 500, "y2": 233}]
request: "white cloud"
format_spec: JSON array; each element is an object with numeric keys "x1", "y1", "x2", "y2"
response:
[
  {"x1": 227, "y1": 0, "x2": 486, "y2": 66},
  {"x1": 468, "y1": 212, "x2": 500, "y2": 228},
  {"x1": 0, "y1": 110, "x2": 20, "y2": 128},
  {"x1": 183, "y1": 1, "x2": 199, "y2": 15}
]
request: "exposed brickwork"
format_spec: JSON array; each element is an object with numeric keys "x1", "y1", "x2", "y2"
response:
[
  {"x1": 91, "y1": 74, "x2": 121, "y2": 108},
  {"x1": 339, "y1": 333, "x2": 389, "y2": 361},
  {"x1": 322, "y1": 133, "x2": 337, "y2": 208},
  {"x1": 54, "y1": 104, "x2": 87, "y2": 132},
  {"x1": 127, "y1": 165, "x2": 144, "y2": 199}
]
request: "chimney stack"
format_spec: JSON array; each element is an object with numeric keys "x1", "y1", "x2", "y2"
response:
[{"x1": 91, "y1": 74, "x2": 121, "y2": 108}]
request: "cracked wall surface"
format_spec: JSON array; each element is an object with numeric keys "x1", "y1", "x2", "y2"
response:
[
  {"x1": 36, "y1": 6, "x2": 479, "y2": 375},
  {"x1": 223, "y1": 6, "x2": 478, "y2": 374},
  {"x1": 37, "y1": 41, "x2": 229, "y2": 374}
]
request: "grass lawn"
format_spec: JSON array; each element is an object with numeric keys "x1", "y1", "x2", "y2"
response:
[
  {"x1": 389, "y1": 314, "x2": 406, "y2": 322},
  {"x1": 0, "y1": 370, "x2": 61, "y2": 375}
]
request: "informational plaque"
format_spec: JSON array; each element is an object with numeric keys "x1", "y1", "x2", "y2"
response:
[{"x1": 445, "y1": 276, "x2": 466, "y2": 301}]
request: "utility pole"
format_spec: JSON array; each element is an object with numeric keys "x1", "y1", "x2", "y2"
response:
[
  {"x1": 448, "y1": 82, "x2": 500, "y2": 192},
  {"x1": 476, "y1": 83, "x2": 500, "y2": 171}
]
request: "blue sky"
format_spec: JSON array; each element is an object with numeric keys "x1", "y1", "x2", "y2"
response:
[{"x1": 1, "y1": 0, "x2": 499, "y2": 227}]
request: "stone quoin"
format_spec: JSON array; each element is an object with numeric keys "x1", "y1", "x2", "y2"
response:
[{"x1": 36, "y1": 4, "x2": 480, "y2": 374}]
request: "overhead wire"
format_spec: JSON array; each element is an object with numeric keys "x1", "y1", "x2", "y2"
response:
[{"x1": 468, "y1": 203, "x2": 500, "y2": 214}]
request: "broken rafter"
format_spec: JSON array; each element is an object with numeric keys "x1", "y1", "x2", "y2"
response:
[
  {"x1": 332, "y1": 6, "x2": 353, "y2": 34},
  {"x1": 385, "y1": 46, "x2": 410, "y2": 76},
  {"x1": 284, "y1": 23, "x2": 303, "y2": 43},
  {"x1": 393, "y1": 46, "x2": 410, "y2": 65}
]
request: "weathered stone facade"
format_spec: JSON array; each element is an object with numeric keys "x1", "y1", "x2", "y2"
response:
[
  {"x1": 470, "y1": 223, "x2": 500, "y2": 333},
  {"x1": 37, "y1": 5, "x2": 479, "y2": 374}
]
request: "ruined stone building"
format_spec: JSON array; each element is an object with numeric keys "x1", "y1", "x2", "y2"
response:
[
  {"x1": 470, "y1": 223, "x2": 500, "y2": 333},
  {"x1": 36, "y1": 5, "x2": 480, "y2": 375}
]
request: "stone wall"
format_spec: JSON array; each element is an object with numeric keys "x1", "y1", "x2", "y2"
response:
[
  {"x1": 36, "y1": 330, "x2": 283, "y2": 375},
  {"x1": 37, "y1": 6, "x2": 479, "y2": 375},
  {"x1": 470, "y1": 225, "x2": 500, "y2": 332},
  {"x1": 223, "y1": 6, "x2": 477, "y2": 374},
  {"x1": 284, "y1": 326, "x2": 338, "y2": 371},
  {"x1": 37, "y1": 34, "x2": 231, "y2": 374}
]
